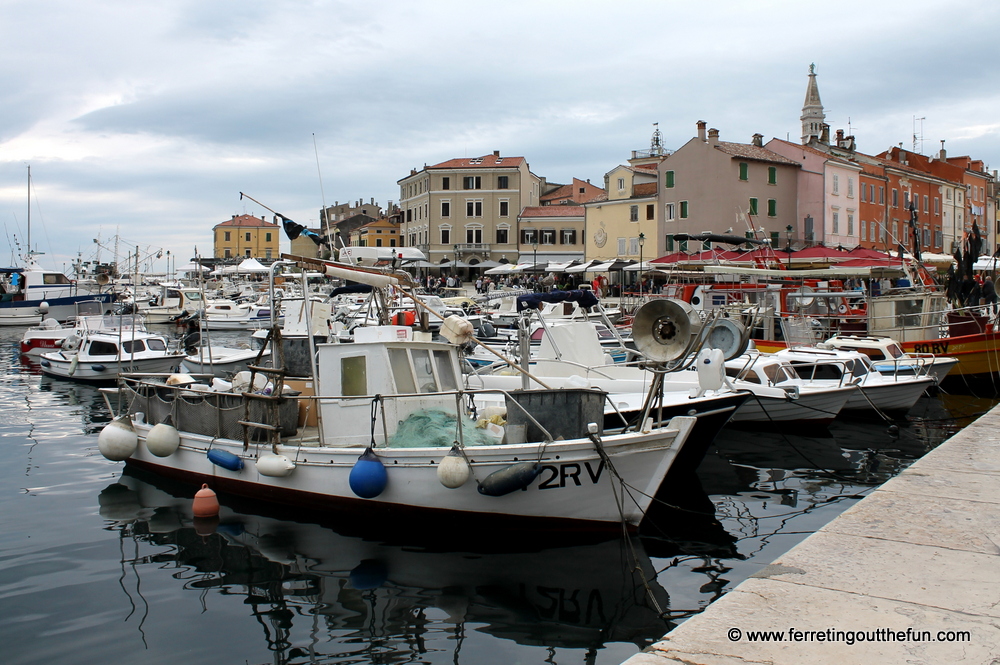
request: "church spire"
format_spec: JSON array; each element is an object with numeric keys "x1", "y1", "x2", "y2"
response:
[{"x1": 800, "y1": 63, "x2": 826, "y2": 144}]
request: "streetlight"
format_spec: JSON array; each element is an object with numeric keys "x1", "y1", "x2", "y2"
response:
[
  {"x1": 637, "y1": 232, "x2": 645, "y2": 299},
  {"x1": 785, "y1": 224, "x2": 793, "y2": 267}
]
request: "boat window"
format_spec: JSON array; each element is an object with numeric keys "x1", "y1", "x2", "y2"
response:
[
  {"x1": 727, "y1": 367, "x2": 760, "y2": 383},
  {"x1": 89, "y1": 341, "x2": 119, "y2": 356},
  {"x1": 43, "y1": 273, "x2": 71, "y2": 285},
  {"x1": 146, "y1": 338, "x2": 167, "y2": 351},
  {"x1": 388, "y1": 348, "x2": 416, "y2": 394},
  {"x1": 167, "y1": 290, "x2": 182, "y2": 300},
  {"x1": 886, "y1": 343, "x2": 905, "y2": 359},
  {"x1": 847, "y1": 358, "x2": 869, "y2": 377},
  {"x1": 122, "y1": 340, "x2": 146, "y2": 353},
  {"x1": 411, "y1": 349, "x2": 438, "y2": 392},
  {"x1": 894, "y1": 299, "x2": 923, "y2": 328},
  {"x1": 791, "y1": 362, "x2": 842, "y2": 381},
  {"x1": 185, "y1": 291, "x2": 202, "y2": 302},
  {"x1": 433, "y1": 350, "x2": 458, "y2": 391},
  {"x1": 341, "y1": 356, "x2": 367, "y2": 396}
]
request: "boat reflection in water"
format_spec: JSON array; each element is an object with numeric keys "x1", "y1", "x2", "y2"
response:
[{"x1": 99, "y1": 468, "x2": 687, "y2": 662}]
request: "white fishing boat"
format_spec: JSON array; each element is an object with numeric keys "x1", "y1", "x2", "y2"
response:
[
  {"x1": 19, "y1": 300, "x2": 110, "y2": 356},
  {"x1": 39, "y1": 315, "x2": 186, "y2": 382},
  {"x1": 818, "y1": 334, "x2": 958, "y2": 384},
  {"x1": 181, "y1": 345, "x2": 271, "y2": 378},
  {"x1": 95, "y1": 258, "x2": 699, "y2": 531},
  {"x1": 201, "y1": 296, "x2": 278, "y2": 331},
  {"x1": 775, "y1": 345, "x2": 936, "y2": 414}
]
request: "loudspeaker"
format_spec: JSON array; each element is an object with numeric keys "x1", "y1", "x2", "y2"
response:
[
  {"x1": 95, "y1": 273, "x2": 111, "y2": 286},
  {"x1": 704, "y1": 318, "x2": 749, "y2": 360},
  {"x1": 632, "y1": 299, "x2": 700, "y2": 362}
]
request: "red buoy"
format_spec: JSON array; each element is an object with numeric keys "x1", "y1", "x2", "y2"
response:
[{"x1": 192, "y1": 484, "x2": 219, "y2": 517}]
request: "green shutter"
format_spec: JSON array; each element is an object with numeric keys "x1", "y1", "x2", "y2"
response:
[
  {"x1": 680, "y1": 201, "x2": 688, "y2": 218},
  {"x1": 749, "y1": 198, "x2": 758, "y2": 215},
  {"x1": 768, "y1": 199, "x2": 777, "y2": 216},
  {"x1": 665, "y1": 170, "x2": 675, "y2": 188},
  {"x1": 739, "y1": 163, "x2": 748, "y2": 181},
  {"x1": 768, "y1": 166, "x2": 777, "y2": 184}
]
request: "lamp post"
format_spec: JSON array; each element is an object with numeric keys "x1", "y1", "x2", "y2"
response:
[
  {"x1": 532, "y1": 235, "x2": 539, "y2": 291},
  {"x1": 637, "y1": 232, "x2": 645, "y2": 299},
  {"x1": 785, "y1": 224, "x2": 793, "y2": 267}
]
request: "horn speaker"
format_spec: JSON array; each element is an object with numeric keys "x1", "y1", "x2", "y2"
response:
[
  {"x1": 632, "y1": 299, "x2": 700, "y2": 362},
  {"x1": 704, "y1": 318, "x2": 749, "y2": 360},
  {"x1": 95, "y1": 273, "x2": 111, "y2": 286}
]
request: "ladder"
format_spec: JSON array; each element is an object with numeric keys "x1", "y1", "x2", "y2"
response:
[{"x1": 239, "y1": 326, "x2": 287, "y2": 452}]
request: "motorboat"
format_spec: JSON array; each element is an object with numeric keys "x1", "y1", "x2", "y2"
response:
[
  {"x1": 39, "y1": 315, "x2": 186, "y2": 382},
  {"x1": 19, "y1": 299, "x2": 109, "y2": 356},
  {"x1": 818, "y1": 334, "x2": 958, "y2": 384},
  {"x1": 774, "y1": 345, "x2": 936, "y2": 415},
  {"x1": 0, "y1": 261, "x2": 114, "y2": 324},
  {"x1": 181, "y1": 345, "x2": 271, "y2": 378}
]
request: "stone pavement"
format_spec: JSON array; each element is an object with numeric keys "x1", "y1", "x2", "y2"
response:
[{"x1": 623, "y1": 405, "x2": 1000, "y2": 665}]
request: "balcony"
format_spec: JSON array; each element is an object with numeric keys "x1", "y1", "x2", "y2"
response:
[{"x1": 454, "y1": 243, "x2": 491, "y2": 254}]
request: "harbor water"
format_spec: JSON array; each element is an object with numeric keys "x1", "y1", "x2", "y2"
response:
[{"x1": 1, "y1": 325, "x2": 996, "y2": 665}]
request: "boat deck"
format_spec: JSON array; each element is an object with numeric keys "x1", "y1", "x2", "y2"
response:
[{"x1": 623, "y1": 401, "x2": 1000, "y2": 664}]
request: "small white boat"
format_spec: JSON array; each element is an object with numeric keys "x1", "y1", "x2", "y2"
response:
[
  {"x1": 181, "y1": 345, "x2": 271, "y2": 378},
  {"x1": 775, "y1": 345, "x2": 936, "y2": 414},
  {"x1": 19, "y1": 300, "x2": 110, "y2": 356},
  {"x1": 201, "y1": 297, "x2": 278, "y2": 330},
  {"x1": 39, "y1": 316, "x2": 186, "y2": 382},
  {"x1": 819, "y1": 334, "x2": 958, "y2": 384}
]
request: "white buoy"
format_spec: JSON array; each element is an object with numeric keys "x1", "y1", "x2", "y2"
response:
[
  {"x1": 38, "y1": 301, "x2": 49, "y2": 315},
  {"x1": 256, "y1": 454, "x2": 296, "y2": 477},
  {"x1": 145, "y1": 422, "x2": 180, "y2": 457},
  {"x1": 437, "y1": 446, "x2": 471, "y2": 489},
  {"x1": 98, "y1": 417, "x2": 138, "y2": 461},
  {"x1": 68, "y1": 354, "x2": 79, "y2": 376}
]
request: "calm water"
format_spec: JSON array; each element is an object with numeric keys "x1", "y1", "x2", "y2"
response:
[{"x1": 1, "y1": 325, "x2": 996, "y2": 665}]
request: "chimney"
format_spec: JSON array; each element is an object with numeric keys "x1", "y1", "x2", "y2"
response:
[
  {"x1": 708, "y1": 128, "x2": 719, "y2": 145},
  {"x1": 752, "y1": 133, "x2": 763, "y2": 147},
  {"x1": 494, "y1": 150, "x2": 500, "y2": 157},
  {"x1": 697, "y1": 120, "x2": 707, "y2": 141},
  {"x1": 939, "y1": 140, "x2": 947, "y2": 160},
  {"x1": 820, "y1": 124, "x2": 830, "y2": 145}
]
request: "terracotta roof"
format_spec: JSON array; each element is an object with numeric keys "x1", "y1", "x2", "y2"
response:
[
  {"x1": 429, "y1": 154, "x2": 526, "y2": 169},
  {"x1": 214, "y1": 214, "x2": 278, "y2": 228},
  {"x1": 540, "y1": 183, "x2": 574, "y2": 201},
  {"x1": 633, "y1": 164, "x2": 659, "y2": 172},
  {"x1": 632, "y1": 182, "x2": 658, "y2": 197},
  {"x1": 519, "y1": 206, "x2": 585, "y2": 217},
  {"x1": 714, "y1": 141, "x2": 800, "y2": 166}
]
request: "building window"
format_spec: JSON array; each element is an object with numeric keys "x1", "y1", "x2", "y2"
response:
[
  {"x1": 466, "y1": 227, "x2": 483, "y2": 244},
  {"x1": 630, "y1": 205, "x2": 638, "y2": 222},
  {"x1": 245, "y1": 249, "x2": 251, "y2": 257},
  {"x1": 224, "y1": 231, "x2": 231, "y2": 241},
  {"x1": 833, "y1": 174, "x2": 839, "y2": 195},
  {"x1": 904, "y1": 191, "x2": 910, "y2": 208},
  {"x1": 496, "y1": 227, "x2": 509, "y2": 244},
  {"x1": 665, "y1": 171, "x2": 675, "y2": 188},
  {"x1": 861, "y1": 220, "x2": 867, "y2": 241},
  {"x1": 441, "y1": 228, "x2": 451, "y2": 244},
  {"x1": 541, "y1": 229, "x2": 556, "y2": 245},
  {"x1": 680, "y1": 201, "x2": 689, "y2": 218},
  {"x1": 833, "y1": 212, "x2": 840, "y2": 234},
  {"x1": 861, "y1": 184, "x2": 867, "y2": 203},
  {"x1": 463, "y1": 176, "x2": 481, "y2": 190},
  {"x1": 617, "y1": 177, "x2": 625, "y2": 191},
  {"x1": 847, "y1": 214, "x2": 854, "y2": 235},
  {"x1": 245, "y1": 232, "x2": 251, "y2": 242},
  {"x1": 749, "y1": 198, "x2": 758, "y2": 216},
  {"x1": 442, "y1": 177, "x2": 450, "y2": 190},
  {"x1": 376, "y1": 238, "x2": 383, "y2": 247},
  {"x1": 767, "y1": 199, "x2": 777, "y2": 217},
  {"x1": 224, "y1": 249, "x2": 231, "y2": 258},
  {"x1": 265, "y1": 249, "x2": 272, "y2": 259},
  {"x1": 848, "y1": 178, "x2": 854, "y2": 198},
  {"x1": 265, "y1": 232, "x2": 272, "y2": 242},
  {"x1": 892, "y1": 189, "x2": 899, "y2": 207},
  {"x1": 739, "y1": 163, "x2": 748, "y2": 181},
  {"x1": 441, "y1": 201, "x2": 451, "y2": 217},
  {"x1": 923, "y1": 195, "x2": 929, "y2": 213},
  {"x1": 497, "y1": 175, "x2": 509, "y2": 189},
  {"x1": 934, "y1": 197, "x2": 940, "y2": 214},
  {"x1": 646, "y1": 204, "x2": 654, "y2": 220},
  {"x1": 768, "y1": 166, "x2": 777, "y2": 185},
  {"x1": 561, "y1": 229, "x2": 577, "y2": 244},
  {"x1": 466, "y1": 200, "x2": 483, "y2": 217},
  {"x1": 629, "y1": 237, "x2": 639, "y2": 255},
  {"x1": 521, "y1": 229, "x2": 537, "y2": 244},
  {"x1": 618, "y1": 237, "x2": 626, "y2": 255},
  {"x1": 665, "y1": 203, "x2": 675, "y2": 220},
  {"x1": 499, "y1": 200, "x2": 509, "y2": 217},
  {"x1": 879, "y1": 186, "x2": 885, "y2": 204}
]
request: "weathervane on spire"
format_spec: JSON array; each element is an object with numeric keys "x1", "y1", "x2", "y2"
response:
[
  {"x1": 651, "y1": 122, "x2": 663, "y2": 155},
  {"x1": 809, "y1": 63, "x2": 816, "y2": 74}
]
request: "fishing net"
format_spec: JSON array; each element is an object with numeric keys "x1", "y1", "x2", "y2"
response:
[{"x1": 388, "y1": 409, "x2": 499, "y2": 448}]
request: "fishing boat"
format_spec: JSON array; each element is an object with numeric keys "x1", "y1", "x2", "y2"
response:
[
  {"x1": 39, "y1": 314, "x2": 186, "y2": 382},
  {"x1": 95, "y1": 257, "x2": 699, "y2": 532}
]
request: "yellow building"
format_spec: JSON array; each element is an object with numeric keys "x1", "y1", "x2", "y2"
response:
[
  {"x1": 583, "y1": 163, "x2": 659, "y2": 262},
  {"x1": 213, "y1": 214, "x2": 280, "y2": 260},
  {"x1": 349, "y1": 216, "x2": 400, "y2": 249}
]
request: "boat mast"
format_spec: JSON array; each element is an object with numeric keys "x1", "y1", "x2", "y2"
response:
[{"x1": 26, "y1": 165, "x2": 30, "y2": 262}]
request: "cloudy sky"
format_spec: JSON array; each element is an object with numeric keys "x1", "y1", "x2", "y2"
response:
[{"x1": 1, "y1": 0, "x2": 997, "y2": 273}]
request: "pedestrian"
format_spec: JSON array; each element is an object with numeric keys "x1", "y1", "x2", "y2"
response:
[{"x1": 983, "y1": 276, "x2": 997, "y2": 316}]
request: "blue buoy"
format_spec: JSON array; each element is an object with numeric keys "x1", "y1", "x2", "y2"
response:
[
  {"x1": 40, "y1": 359, "x2": 50, "y2": 367},
  {"x1": 477, "y1": 461, "x2": 540, "y2": 496},
  {"x1": 207, "y1": 448, "x2": 244, "y2": 471},
  {"x1": 349, "y1": 447, "x2": 388, "y2": 498},
  {"x1": 92, "y1": 364, "x2": 107, "y2": 372}
]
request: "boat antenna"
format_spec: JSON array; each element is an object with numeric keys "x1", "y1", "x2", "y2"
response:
[{"x1": 312, "y1": 134, "x2": 332, "y2": 255}]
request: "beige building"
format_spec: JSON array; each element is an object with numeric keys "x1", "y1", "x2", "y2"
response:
[
  {"x1": 517, "y1": 206, "x2": 586, "y2": 265},
  {"x1": 213, "y1": 214, "x2": 280, "y2": 260},
  {"x1": 398, "y1": 151, "x2": 542, "y2": 271}
]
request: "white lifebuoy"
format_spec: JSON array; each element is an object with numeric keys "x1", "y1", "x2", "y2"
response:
[{"x1": 838, "y1": 304, "x2": 849, "y2": 314}]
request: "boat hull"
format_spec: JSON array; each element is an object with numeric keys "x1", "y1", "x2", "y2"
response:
[
  {"x1": 0, "y1": 293, "x2": 114, "y2": 324},
  {"x1": 40, "y1": 352, "x2": 186, "y2": 382},
  {"x1": 127, "y1": 414, "x2": 695, "y2": 531}
]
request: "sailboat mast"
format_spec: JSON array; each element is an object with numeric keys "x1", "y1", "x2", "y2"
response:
[{"x1": 26, "y1": 165, "x2": 30, "y2": 259}]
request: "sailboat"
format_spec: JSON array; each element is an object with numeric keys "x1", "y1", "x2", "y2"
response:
[{"x1": 0, "y1": 166, "x2": 114, "y2": 325}]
